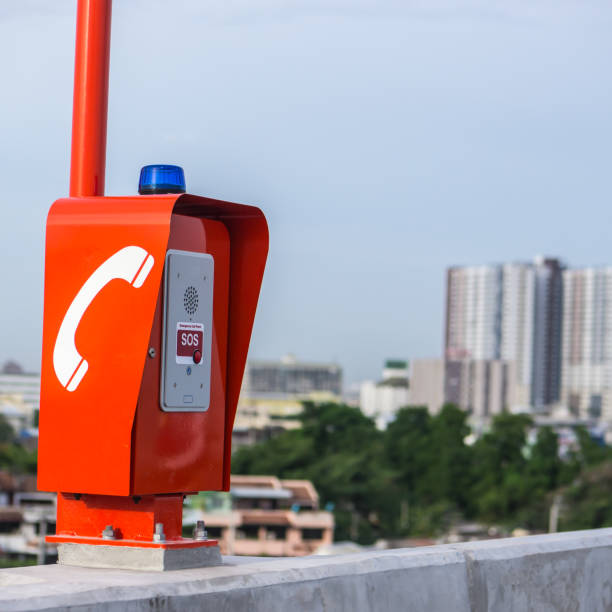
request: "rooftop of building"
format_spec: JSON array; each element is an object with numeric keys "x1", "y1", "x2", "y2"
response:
[
  {"x1": 247, "y1": 355, "x2": 342, "y2": 371},
  {"x1": 229, "y1": 475, "x2": 319, "y2": 507}
]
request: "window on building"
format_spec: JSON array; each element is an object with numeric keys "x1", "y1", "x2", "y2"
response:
[
  {"x1": 569, "y1": 394, "x2": 580, "y2": 416},
  {"x1": 301, "y1": 528, "x2": 324, "y2": 540},
  {"x1": 206, "y1": 526, "x2": 222, "y2": 539},
  {"x1": 0, "y1": 521, "x2": 20, "y2": 534},
  {"x1": 589, "y1": 394, "x2": 602, "y2": 419},
  {"x1": 265, "y1": 526, "x2": 287, "y2": 540},
  {"x1": 236, "y1": 525, "x2": 259, "y2": 540},
  {"x1": 34, "y1": 521, "x2": 56, "y2": 535},
  {"x1": 236, "y1": 499, "x2": 261, "y2": 510}
]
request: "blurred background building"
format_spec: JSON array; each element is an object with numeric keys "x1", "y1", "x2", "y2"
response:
[
  {"x1": 444, "y1": 359, "x2": 514, "y2": 421},
  {"x1": 562, "y1": 268, "x2": 612, "y2": 422},
  {"x1": 233, "y1": 355, "x2": 342, "y2": 447},
  {"x1": 185, "y1": 475, "x2": 334, "y2": 556},
  {"x1": 360, "y1": 360, "x2": 409, "y2": 429},
  {"x1": 356, "y1": 256, "x2": 612, "y2": 432},
  {"x1": 407, "y1": 358, "x2": 445, "y2": 414},
  {"x1": 444, "y1": 257, "x2": 564, "y2": 420},
  {"x1": 0, "y1": 361, "x2": 40, "y2": 444}
]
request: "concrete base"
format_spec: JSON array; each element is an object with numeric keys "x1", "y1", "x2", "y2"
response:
[{"x1": 57, "y1": 542, "x2": 222, "y2": 571}]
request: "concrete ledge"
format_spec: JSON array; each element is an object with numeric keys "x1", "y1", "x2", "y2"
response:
[{"x1": 1, "y1": 529, "x2": 611, "y2": 611}]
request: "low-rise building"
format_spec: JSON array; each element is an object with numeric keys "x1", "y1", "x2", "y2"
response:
[
  {"x1": 0, "y1": 481, "x2": 57, "y2": 565},
  {"x1": 234, "y1": 356, "x2": 342, "y2": 447},
  {"x1": 0, "y1": 397, "x2": 32, "y2": 437},
  {"x1": 444, "y1": 359, "x2": 514, "y2": 423},
  {"x1": 360, "y1": 360, "x2": 409, "y2": 429},
  {"x1": 186, "y1": 475, "x2": 334, "y2": 557},
  {"x1": 0, "y1": 362, "x2": 41, "y2": 435},
  {"x1": 408, "y1": 358, "x2": 445, "y2": 414}
]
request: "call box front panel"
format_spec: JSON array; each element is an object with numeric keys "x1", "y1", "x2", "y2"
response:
[{"x1": 160, "y1": 249, "x2": 214, "y2": 411}]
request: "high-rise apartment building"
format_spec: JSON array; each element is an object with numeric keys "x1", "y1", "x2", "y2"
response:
[
  {"x1": 562, "y1": 268, "x2": 612, "y2": 421},
  {"x1": 530, "y1": 258, "x2": 564, "y2": 409},
  {"x1": 445, "y1": 265, "x2": 503, "y2": 361},
  {"x1": 444, "y1": 257, "x2": 564, "y2": 414},
  {"x1": 499, "y1": 263, "x2": 534, "y2": 407}
]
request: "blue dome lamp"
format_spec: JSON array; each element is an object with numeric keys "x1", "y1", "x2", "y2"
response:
[{"x1": 138, "y1": 164, "x2": 186, "y2": 195}]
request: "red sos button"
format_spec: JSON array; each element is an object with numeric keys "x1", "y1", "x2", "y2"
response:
[{"x1": 176, "y1": 322, "x2": 204, "y2": 364}]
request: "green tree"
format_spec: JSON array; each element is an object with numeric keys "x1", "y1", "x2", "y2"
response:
[
  {"x1": 527, "y1": 427, "x2": 561, "y2": 492},
  {"x1": 429, "y1": 404, "x2": 472, "y2": 509},
  {"x1": 383, "y1": 405, "x2": 472, "y2": 536},
  {"x1": 0, "y1": 414, "x2": 15, "y2": 444},
  {"x1": 574, "y1": 427, "x2": 611, "y2": 467},
  {"x1": 470, "y1": 413, "x2": 532, "y2": 520},
  {"x1": 559, "y1": 462, "x2": 612, "y2": 531},
  {"x1": 232, "y1": 402, "x2": 390, "y2": 544},
  {"x1": 384, "y1": 406, "x2": 433, "y2": 501}
]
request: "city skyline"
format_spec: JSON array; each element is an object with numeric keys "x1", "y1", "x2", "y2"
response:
[{"x1": 5, "y1": 253, "x2": 612, "y2": 386}]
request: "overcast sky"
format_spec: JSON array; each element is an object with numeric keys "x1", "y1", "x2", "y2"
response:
[{"x1": 1, "y1": 1, "x2": 611, "y2": 383}]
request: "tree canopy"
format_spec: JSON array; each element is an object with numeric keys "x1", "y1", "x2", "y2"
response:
[{"x1": 232, "y1": 402, "x2": 612, "y2": 543}]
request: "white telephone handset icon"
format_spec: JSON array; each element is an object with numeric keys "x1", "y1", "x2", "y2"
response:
[{"x1": 53, "y1": 246, "x2": 155, "y2": 392}]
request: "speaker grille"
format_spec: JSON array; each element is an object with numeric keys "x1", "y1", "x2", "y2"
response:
[{"x1": 184, "y1": 286, "x2": 199, "y2": 315}]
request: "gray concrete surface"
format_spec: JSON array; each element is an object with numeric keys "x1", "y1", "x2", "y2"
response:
[
  {"x1": 0, "y1": 529, "x2": 611, "y2": 611},
  {"x1": 57, "y1": 542, "x2": 222, "y2": 571}
]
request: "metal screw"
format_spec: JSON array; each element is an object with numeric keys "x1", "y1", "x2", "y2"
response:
[
  {"x1": 153, "y1": 522, "x2": 166, "y2": 542},
  {"x1": 193, "y1": 520, "x2": 208, "y2": 541},
  {"x1": 102, "y1": 525, "x2": 115, "y2": 540},
  {"x1": 148, "y1": 347, "x2": 156, "y2": 358}
]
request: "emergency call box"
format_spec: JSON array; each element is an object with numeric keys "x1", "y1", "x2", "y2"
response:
[
  {"x1": 36, "y1": 0, "x2": 268, "y2": 556},
  {"x1": 38, "y1": 194, "x2": 268, "y2": 498},
  {"x1": 161, "y1": 249, "x2": 214, "y2": 411}
]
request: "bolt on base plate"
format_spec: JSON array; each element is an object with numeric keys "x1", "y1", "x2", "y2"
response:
[{"x1": 57, "y1": 541, "x2": 222, "y2": 571}]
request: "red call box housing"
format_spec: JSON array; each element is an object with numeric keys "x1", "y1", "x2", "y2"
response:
[{"x1": 37, "y1": 193, "x2": 267, "y2": 546}]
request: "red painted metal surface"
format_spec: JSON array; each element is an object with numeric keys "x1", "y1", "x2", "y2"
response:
[
  {"x1": 38, "y1": 195, "x2": 268, "y2": 497},
  {"x1": 46, "y1": 535, "x2": 217, "y2": 549},
  {"x1": 53, "y1": 493, "x2": 184, "y2": 540},
  {"x1": 70, "y1": 0, "x2": 112, "y2": 197},
  {"x1": 38, "y1": 196, "x2": 176, "y2": 496},
  {"x1": 40, "y1": 0, "x2": 268, "y2": 547},
  {"x1": 47, "y1": 493, "x2": 218, "y2": 548},
  {"x1": 130, "y1": 215, "x2": 230, "y2": 494},
  {"x1": 172, "y1": 196, "x2": 269, "y2": 489}
]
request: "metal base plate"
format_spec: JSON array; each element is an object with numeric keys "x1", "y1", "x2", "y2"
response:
[{"x1": 57, "y1": 542, "x2": 223, "y2": 571}]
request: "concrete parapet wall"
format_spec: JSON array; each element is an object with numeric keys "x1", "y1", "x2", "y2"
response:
[{"x1": 1, "y1": 529, "x2": 612, "y2": 611}]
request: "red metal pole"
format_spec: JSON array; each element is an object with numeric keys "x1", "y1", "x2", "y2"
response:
[{"x1": 69, "y1": 0, "x2": 112, "y2": 197}]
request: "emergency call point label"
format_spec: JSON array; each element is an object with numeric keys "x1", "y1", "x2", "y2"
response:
[{"x1": 176, "y1": 322, "x2": 204, "y2": 364}]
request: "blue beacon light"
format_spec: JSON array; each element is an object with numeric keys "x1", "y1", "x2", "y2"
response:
[{"x1": 138, "y1": 164, "x2": 186, "y2": 195}]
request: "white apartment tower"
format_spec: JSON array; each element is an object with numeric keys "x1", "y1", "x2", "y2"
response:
[
  {"x1": 445, "y1": 265, "x2": 502, "y2": 361},
  {"x1": 562, "y1": 268, "x2": 612, "y2": 421},
  {"x1": 500, "y1": 263, "x2": 534, "y2": 407},
  {"x1": 445, "y1": 257, "x2": 564, "y2": 414}
]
